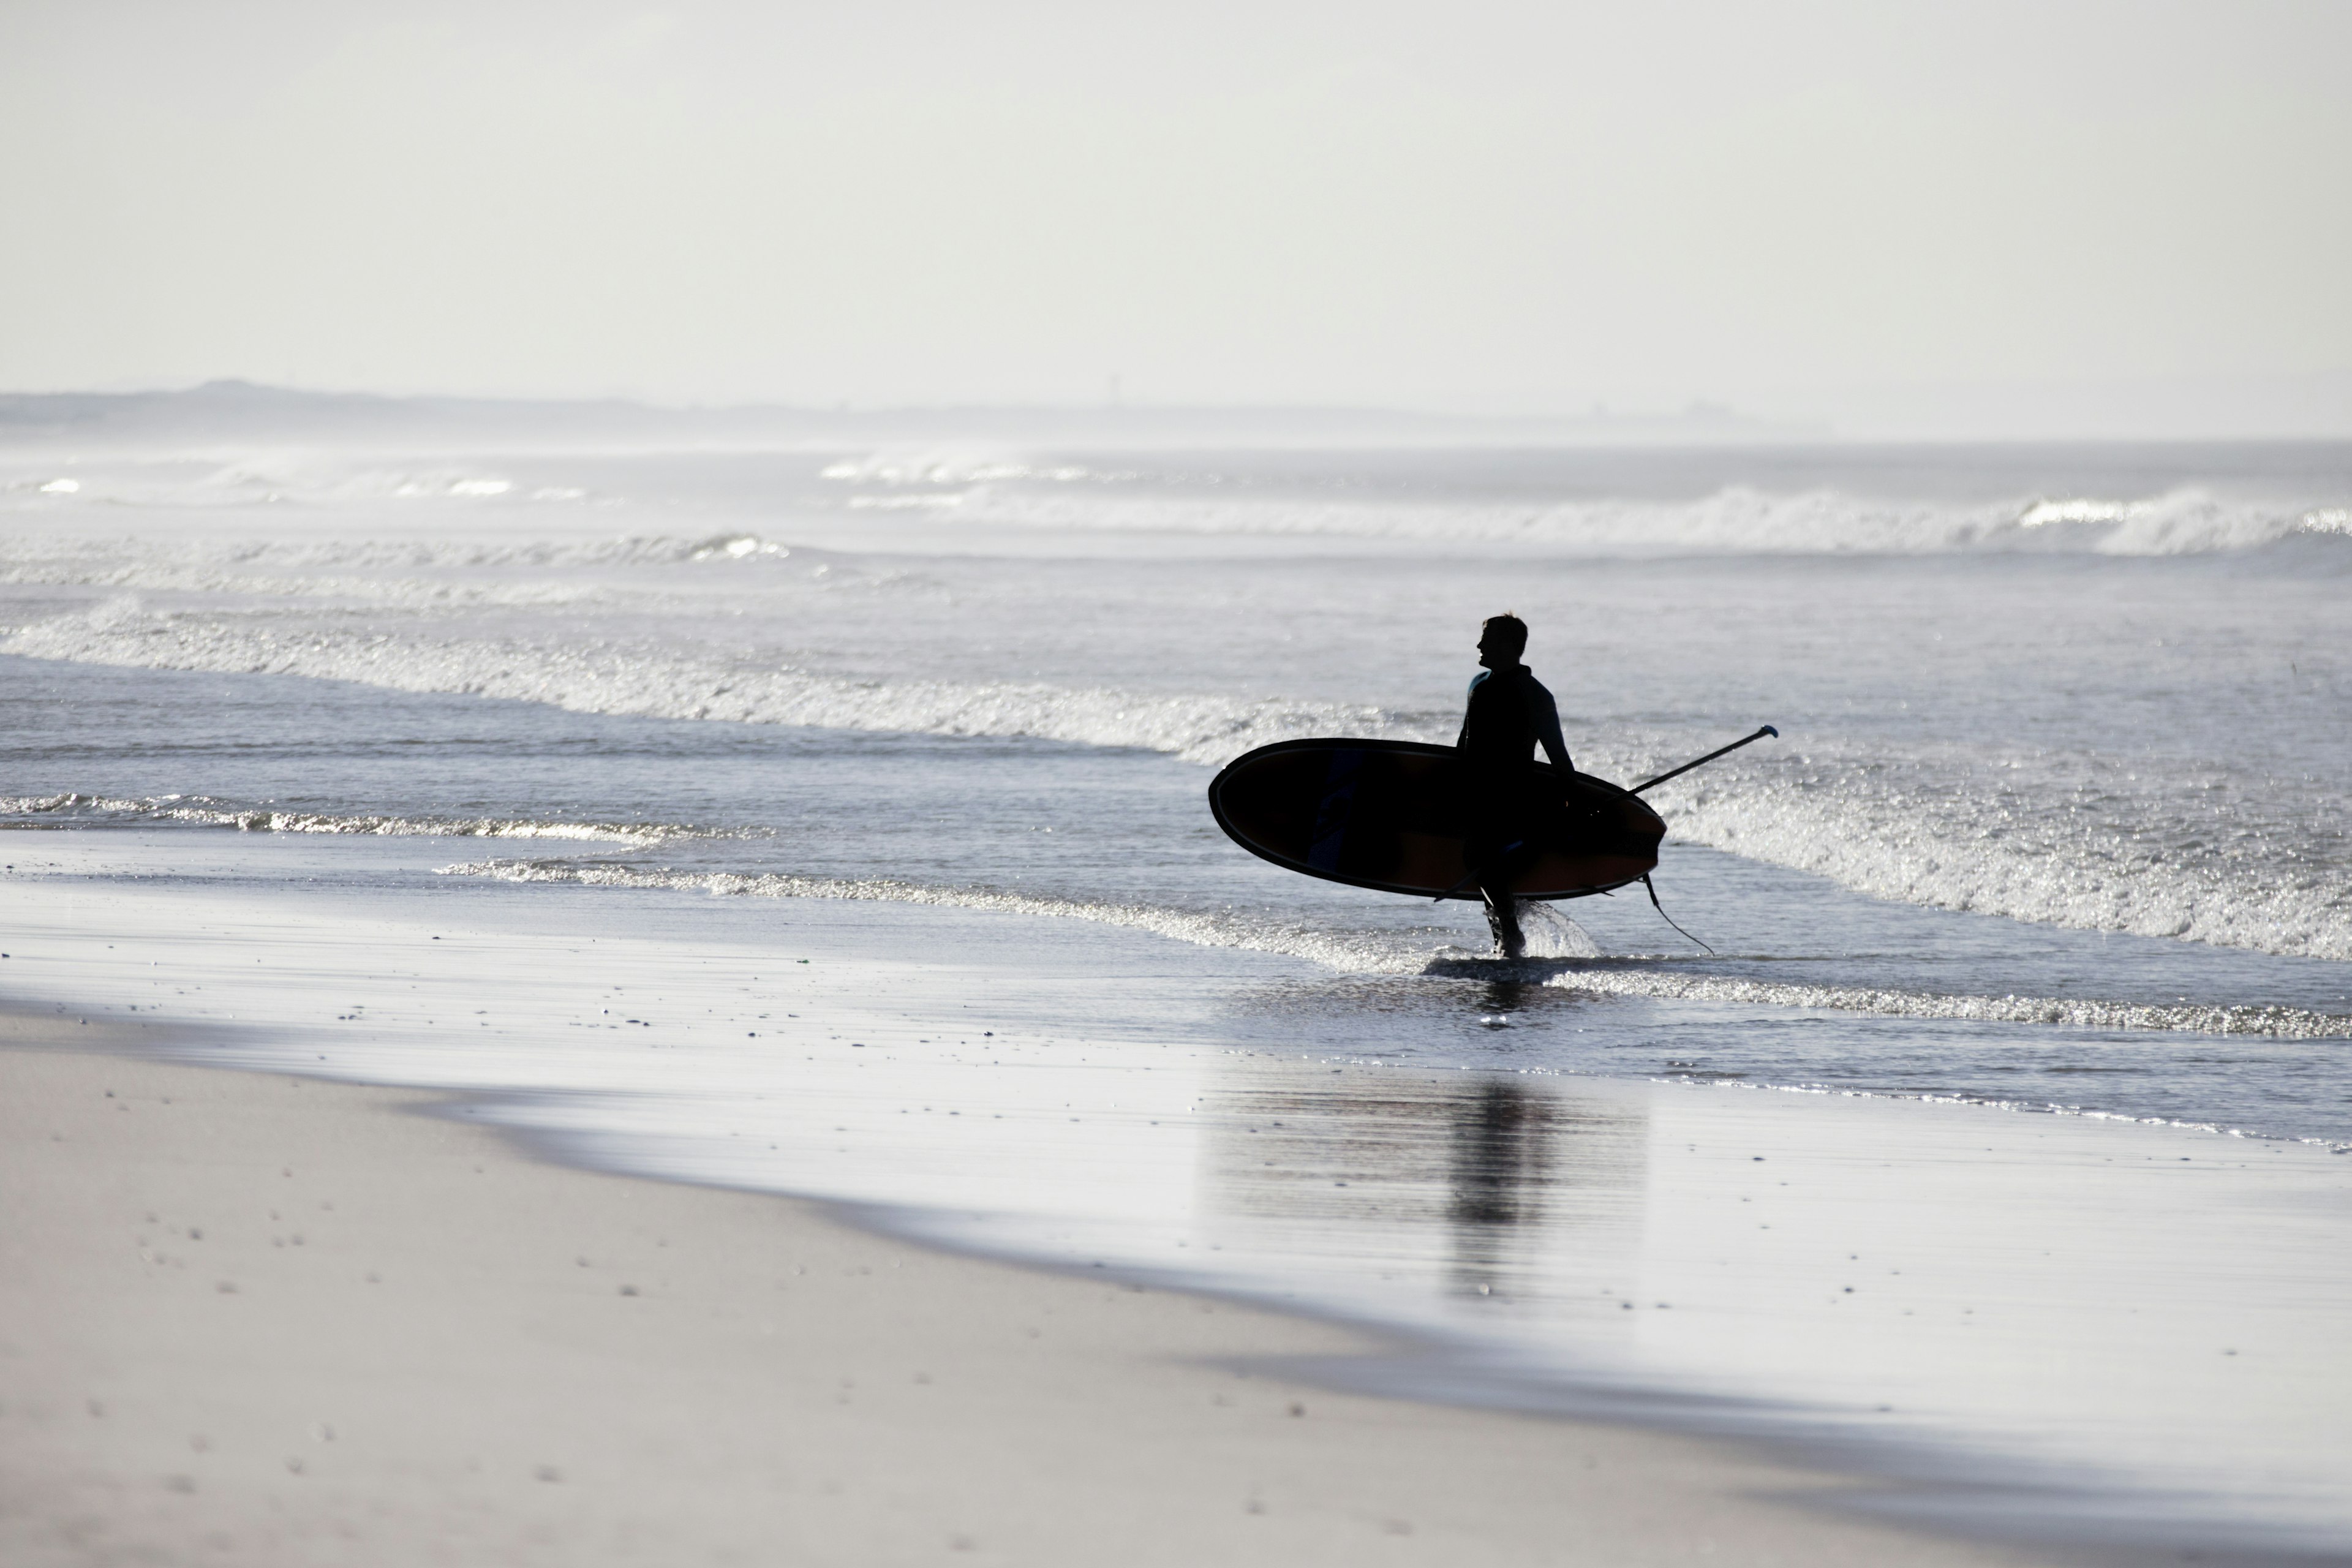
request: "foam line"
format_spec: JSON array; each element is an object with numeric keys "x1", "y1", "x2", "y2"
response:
[
  {"x1": 1536, "y1": 966, "x2": 2352, "y2": 1041},
  {"x1": 1, "y1": 793, "x2": 678, "y2": 846},
  {"x1": 1, "y1": 601, "x2": 1403, "y2": 763},
  {"x1": 439, "y1": 856, "x2": 1423, "y2": 974},
  {"x1": 441, "y1": 857, "x2": 2352, "y2": 1041}
]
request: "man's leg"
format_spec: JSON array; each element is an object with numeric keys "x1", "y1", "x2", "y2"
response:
[
  {"x1": 1480, "y1": 884, "x2": 1526, "y2": 959},
  {"x1": 1463, "y1": 791, "x2": 1536, "y2": 959},
  {"x1": 1468, "y1": 822, "x2": 1533, "y2": 960}
]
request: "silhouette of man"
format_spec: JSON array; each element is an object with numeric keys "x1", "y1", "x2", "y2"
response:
[{"x1": 1457, "y1": 613, "x2": 1574, "y2": 958}]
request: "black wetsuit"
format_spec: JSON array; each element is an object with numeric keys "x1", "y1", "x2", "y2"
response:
[{"x1": 1457, "y1": 664, "x2": 1573, "y2": 953}]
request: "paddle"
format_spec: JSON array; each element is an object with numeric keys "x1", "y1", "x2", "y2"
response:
[{"x1": 1629, "y1": 725, "x2": 1778, "y2": 795}]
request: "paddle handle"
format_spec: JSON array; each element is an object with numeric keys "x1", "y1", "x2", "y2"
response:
[{"x1": 1629, "y1": 725, "x2": 1779, "y2": 795}]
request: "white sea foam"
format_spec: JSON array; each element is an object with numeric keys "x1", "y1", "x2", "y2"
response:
[
  {"x1": 2017, "y1": 498, "x2": 2136, "y2": 528},
  {"x1": 820, "y1": 451, "x2": 1103, "y2": 486},
  {"x1": 440, "y1": 856, "x2": 1423, "y2": 974},
  {"x1": 0, "y1": 459, "x2": 562, "y2": 511},
  {"x1": 1662, "y1": 760, "x2": 2352, "y2": 965},
  {"x1": 8, "y1": 593, "x2": 2346, "y2": 966},
  {"x1": 8, "y1": 441, "x2": 2345, "y2": 555},
  {"x1": 1537, "y1": 966, "x2": 2352, "y2": 1041},
  {"x1": 1, "y1": 598, "x2": 1401, "y2": 760},
  {"x1": 1516, "y1": 900, "x2": 1604, "y2": 959},
  {"x1": 687, "y1": 533, "x2": 790, "y2": 560},
  {"x1": 920, "y1": 482, "x2": 2345, "y2": 556},
  {"x1": 439, "y1": 854, "x2": 2352, "y2": 1041},
  {"x1": 0, "y1": 530, "x2": 767, "y2": 586},
  {"x1": 0, "y1": 792, "x2": 677, "y2": 846}
]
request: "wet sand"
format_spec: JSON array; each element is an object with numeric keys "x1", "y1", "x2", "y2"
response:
[{"x1": 0, "y1": 1024, "x2": 2080, "y2": 1568}]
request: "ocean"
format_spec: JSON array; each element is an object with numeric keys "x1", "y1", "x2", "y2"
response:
[{"x1": 4, "y1": 393, "x2": 2349, "y2": 1556}]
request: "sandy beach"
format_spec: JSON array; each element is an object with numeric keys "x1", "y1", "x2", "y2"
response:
[
  {"x1": 0, "y1": 1017, "x2": 2113, "y2": 1568},
  {"x1": 7, "y1": 9, "x2": 2349, "y2": 1559}
]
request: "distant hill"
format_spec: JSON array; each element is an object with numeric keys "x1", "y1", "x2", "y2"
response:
[{"x1": 0, "y1": 380, "x2": 1825, "y2": 451}]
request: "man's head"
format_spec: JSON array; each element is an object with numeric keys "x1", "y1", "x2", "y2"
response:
[{"x1": 1477, "y1": 613, "x2": 1528, "y2": 669}]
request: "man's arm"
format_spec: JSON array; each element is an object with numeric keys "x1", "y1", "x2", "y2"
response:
[
  {"x1": 1457, "y1": 671, "x2": 1488, "y2": 748},
  {"x1": 1528, "y1": 677, "x2": 1574, "y2": 776}
]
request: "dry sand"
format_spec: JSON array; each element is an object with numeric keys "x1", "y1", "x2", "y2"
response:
[{"x1": 0, "y1": 1022, "x2": 2079, "y2": 1567}]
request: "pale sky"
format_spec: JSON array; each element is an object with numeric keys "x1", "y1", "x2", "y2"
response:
[{"x1": 4, "y1": 0, "x2": 2348, "y2": 434}]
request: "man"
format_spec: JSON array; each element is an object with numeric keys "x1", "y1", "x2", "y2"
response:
[{"x1": 1457, "y1": 613, "x2": 1573, "y2": 959}]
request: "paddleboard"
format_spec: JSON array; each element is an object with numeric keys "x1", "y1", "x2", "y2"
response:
[{"x1": 1208, "y1": 739, "x2": 1665, "y2": 901}]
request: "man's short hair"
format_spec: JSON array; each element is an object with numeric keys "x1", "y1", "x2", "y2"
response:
[{"x1": 1482, "y1": 613, "x2": 1528, "y2": 658}]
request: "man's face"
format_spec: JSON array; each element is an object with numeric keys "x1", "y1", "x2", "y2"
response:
[{"x1": 1477, "y1": 628, "x2": 1510, "y2": 669}]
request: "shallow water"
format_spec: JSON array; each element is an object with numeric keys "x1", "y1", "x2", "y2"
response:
[
  {"x1": 4, "y1": 412, "x2": 2350, "y2": 1554},
  {"x1": 7, "y1": 654, "x2": 2348, "y2": 1140},
  {"x1": 6, "y1": 835, "x2": 2348, "y2": 1556}
]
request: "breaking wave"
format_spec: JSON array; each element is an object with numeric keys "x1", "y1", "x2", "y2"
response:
[
  {"x1": 0, "y1": 792, "x2": 680, "y2": 846},
  {"x1": 1662, "y1": 754, "x2": 2352, "y2": 965},
  {"x1": 1532, "y1": 965, "x2": 2352, "y2": 1041},
  {"x1": 8, "y1": 597, "x2": 2348, "y2": 967},
  {"x1": 925, "y1": 483, "x2": 2352, "y2": 557},
  {"x1": 1, "y1": 599, "x2": 1403, "y2": 763},
  {"x1": 9, "y1": 451, "x2": 2350, "y2": 556},
  {"x1": 0, "y1": 531, "x2": 805, "y2": 606}
]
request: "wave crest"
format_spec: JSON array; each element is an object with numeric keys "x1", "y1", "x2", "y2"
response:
[
  {"x1": 2, "y1": 600, "x2": 1404, "y2": 764},
  {"x1": 927, "y1": 483, "x2": 2347, "y2": 556},
  {"x1": 1, "y1": 792, "x2": 676, "y2": 845}
]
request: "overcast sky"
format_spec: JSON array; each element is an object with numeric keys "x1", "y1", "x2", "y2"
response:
[{"x1": 4, "y1": 0, "x2": 2347, "y2": 434}]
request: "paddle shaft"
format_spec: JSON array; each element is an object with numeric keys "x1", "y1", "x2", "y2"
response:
[{"x1": 1629, "y1": 725, "x2": 1778, "y2": 795}]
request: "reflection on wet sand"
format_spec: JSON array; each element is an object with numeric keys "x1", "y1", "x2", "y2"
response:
[
  {"x1": 1198, "y1": 1051, "x2": 1648, "y2": 1301},
  {"x1": 1449, "y1": 1080, "x2": 1548, "y2": 1291}
]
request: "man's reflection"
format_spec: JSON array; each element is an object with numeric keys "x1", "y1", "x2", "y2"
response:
[
  {"x1": 1476, "y1": 975, "x2": 1536, "y2": 1017},
  {"x1": 1449, "y1": 1079, "x2": 1548, "y2": 1289},
  {"x1": 1199, "y1": 1055, "x2": 1646, "y2": 1302}
]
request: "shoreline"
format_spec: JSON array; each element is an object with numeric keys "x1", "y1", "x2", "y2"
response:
[
  {"x1": 1, "y1": 1019, "x2": 2118, "y2": 1568},
  {"x1": 4, "y1": 832, "x2": 2348, "y2": 1564}
]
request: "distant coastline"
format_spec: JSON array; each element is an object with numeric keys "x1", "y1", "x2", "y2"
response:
[{"x1": 0, "y1": 379, "x2": 1836, "y2": 451}]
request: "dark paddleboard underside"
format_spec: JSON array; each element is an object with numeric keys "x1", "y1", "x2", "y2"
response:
[{"x1": 1208, "y1": 739, "x2": 1665, "y2": 902}]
